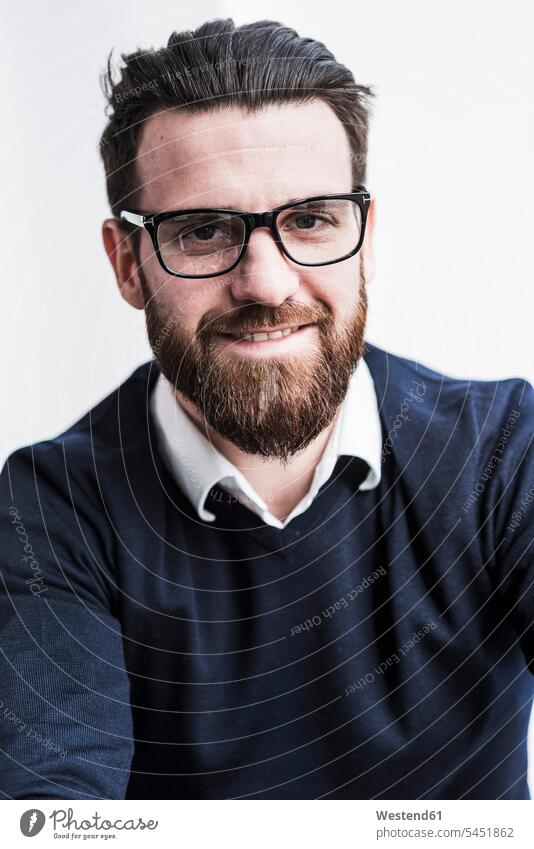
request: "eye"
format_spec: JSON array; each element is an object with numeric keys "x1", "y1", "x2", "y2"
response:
[
  {"x1": 159, "y1": 214, "x2": 239, "y2": 250},
  {"x1": 280, "y1": 210, "x2": 337, "y2": 233},
  {"x1": 182, "y1": 223, "x2": 225, "y2": 242},
  {"x1": 293, "y1": 214, "x2": 323, "y2": 230}
]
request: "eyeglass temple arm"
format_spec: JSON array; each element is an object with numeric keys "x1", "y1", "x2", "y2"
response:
[{"x1": 120, "y1": 211, "x2": 147, "y2": 228}]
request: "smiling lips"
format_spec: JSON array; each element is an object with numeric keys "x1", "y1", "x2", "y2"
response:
[{"x1": 223, "y1": 323, "x2": 313, "y2": 342}]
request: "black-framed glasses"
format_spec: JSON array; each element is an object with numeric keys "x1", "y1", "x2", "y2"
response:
[{"x1": 119, "y1": 186, "x2": 371, "y2": 279}]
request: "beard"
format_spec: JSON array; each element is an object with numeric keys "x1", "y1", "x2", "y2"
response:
[{"x1": 141, "y1": 265, "x2": 367, "y2": 463}]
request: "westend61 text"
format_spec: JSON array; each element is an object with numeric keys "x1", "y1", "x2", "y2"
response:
[{"x1": 376, "y1": 810, "x2": 442, "y2": 820}]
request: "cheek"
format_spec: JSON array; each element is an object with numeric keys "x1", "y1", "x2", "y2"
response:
[
  {"x1": 171, "y1": 280, "x2": 234, "y2": 337},
  {"x1": 138, "y1": 236, "x2": 236, "y2": 332},
  {"x1": 305, "y1": 258, "x2": 360, "y2": 318}
]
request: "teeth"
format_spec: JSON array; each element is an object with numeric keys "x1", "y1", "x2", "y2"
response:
[{"x1": 236, "y1": 325, "x2": 302, "y2": 342}]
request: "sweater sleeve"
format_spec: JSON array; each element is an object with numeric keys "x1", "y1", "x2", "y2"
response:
[
  {"x1": 483, "y1": 379, "x2": 534, "y2": 675},
  {"x1": 0, "y1": 443, "x2": 134, "y2": 799}
]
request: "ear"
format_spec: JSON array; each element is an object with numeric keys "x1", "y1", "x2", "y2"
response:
[
  {"x1": 102, "y1": 218, "x2": 145, "y2": 310},
  {"x1": 361, "y1": 196, "x2": 376, "y2": 283}
]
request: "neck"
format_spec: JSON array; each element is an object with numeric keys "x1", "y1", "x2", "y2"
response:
[{"x1": 174, "y1": 390, "x2": 340, "y2": 521}]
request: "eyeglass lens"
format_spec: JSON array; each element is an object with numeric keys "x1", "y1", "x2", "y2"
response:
[{"x1": 156, "y1": 198, "x2": 363, "y2": 276}]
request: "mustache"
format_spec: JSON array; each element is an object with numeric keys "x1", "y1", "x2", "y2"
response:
[{"x1": 197, "y1": 301, "x2": 332, "y2": 337}]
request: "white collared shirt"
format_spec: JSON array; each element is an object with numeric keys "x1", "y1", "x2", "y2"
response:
[{"x1": 149, "y1": 357, "x2": 382, "y2": 529}]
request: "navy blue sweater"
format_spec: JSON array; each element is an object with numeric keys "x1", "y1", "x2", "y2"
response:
[{"x1": 1, "y1": 343, "x2": 534, "y2": 800}]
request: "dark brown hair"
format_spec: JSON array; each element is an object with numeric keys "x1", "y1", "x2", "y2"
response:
[{"x1": 99, "y1": 18, "x2": 375, "y2": 218}]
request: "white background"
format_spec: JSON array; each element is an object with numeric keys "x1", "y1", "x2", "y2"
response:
[{"x1": 1, "y1": 0, "x2": 533, "y2": 794}]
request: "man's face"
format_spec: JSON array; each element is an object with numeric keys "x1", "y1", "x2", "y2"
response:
[{"x1": 129, "y1": 101, "x2": 374, "y2": 462}]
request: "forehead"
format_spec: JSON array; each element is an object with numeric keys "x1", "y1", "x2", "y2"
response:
[{"x1": 135, "y1": 100, "x2": 353, "y2": 210}]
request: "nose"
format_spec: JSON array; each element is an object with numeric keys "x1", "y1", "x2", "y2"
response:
[{"x1": 228, "y1": 228, "x2": 301, "y2": 306}]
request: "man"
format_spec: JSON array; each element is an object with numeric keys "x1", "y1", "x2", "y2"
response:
[{"x1": 1, "y1": 18, "x2": 533, "y2": 801}]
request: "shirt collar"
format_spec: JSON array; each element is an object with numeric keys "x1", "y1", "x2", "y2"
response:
[
  {"x1": 150, "y1": 357, "x2": 382, "y2": 524},
  {"x1": 336, "y1": 354, "x2": 382, "y2": 491}
]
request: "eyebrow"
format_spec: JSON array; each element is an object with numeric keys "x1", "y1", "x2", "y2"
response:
[
  {"x1": 174, "y1": 195, "x2": 324, "y2": 212},
  {"x1": 224, "y1": 197, "x2": 302, "y2": 209}
]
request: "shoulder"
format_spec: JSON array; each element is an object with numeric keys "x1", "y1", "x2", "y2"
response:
[
  {"x1": 0, "y1": 362, "x2": 160, "y2": 607},
  {"x1": 0, "y1": 360, "x2": 159, "y2": 520},
  {"x1": 2, "y1": 360, "x2": 157, "y2": 472},
  {"x1": 363, "y1": 341, "x2": 534, "y2": 467},
  {"x1": 364, "y1": 340, "x2": 533, "y2": 423}
]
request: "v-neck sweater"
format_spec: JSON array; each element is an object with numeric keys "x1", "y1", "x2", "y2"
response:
[{"x1": 1, "y1": 342, "x2": 533, "y2": 800}]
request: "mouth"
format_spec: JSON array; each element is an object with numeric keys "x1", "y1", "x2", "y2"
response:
[
  {"x1": 219, "y1": 322, "x2": 314, "y2": 343},
  {"x1": 214, "y1": 322, "x2": 318, "y2": 356}
]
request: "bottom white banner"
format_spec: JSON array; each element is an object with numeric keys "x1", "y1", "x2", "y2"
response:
[{"x1": 2, "y1": 799, "x2": 533, "y2": 848}]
